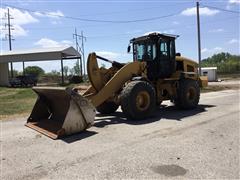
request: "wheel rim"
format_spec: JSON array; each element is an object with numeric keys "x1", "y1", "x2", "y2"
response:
[
  {"x1": 136, "y1": 91, "x2": 150, "y2": 111},
  {"x1": 187, "y1": 87, "x2": 196, "y2": 101}
]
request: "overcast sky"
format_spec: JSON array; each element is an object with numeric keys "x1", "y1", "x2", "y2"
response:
[{"x1": 0, "y1": 0, "x2": 239, "y2": 72}]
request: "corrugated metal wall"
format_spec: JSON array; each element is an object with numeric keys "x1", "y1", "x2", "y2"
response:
[{"x1": 201, "y1": 69, "x2": 217, "y2": 82}]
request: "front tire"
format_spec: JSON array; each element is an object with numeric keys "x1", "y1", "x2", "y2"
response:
[
  {"x1": 120, "y1": 81, "x2": 156, "y2": 120},
  {"x1": 175, "y1": 79, "x2": 200, "y2": 109}
]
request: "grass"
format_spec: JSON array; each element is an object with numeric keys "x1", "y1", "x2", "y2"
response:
[
  {"x1": 0, "y1": 82, "x2": 90, "y2": 119},
  {"x1": 0, "y1": 74, "x2": 238, "y2": 119},
  {"x1": 0, "y1": 87, "x2": 37, "y2": 118}
]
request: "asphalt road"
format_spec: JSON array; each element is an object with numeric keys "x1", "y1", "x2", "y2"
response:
[{"x1": 1, "y1": 90, "x2": 239, "y2": 179}]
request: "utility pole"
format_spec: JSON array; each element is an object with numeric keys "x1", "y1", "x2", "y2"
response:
[
  {"x1": 3, "y1": 8, "x2": 14, "y2": 78},
  {"x1": 81, "y1": 31, "x2": 86, "y2": 76},
  {"x1": 196, "y1": 1, "x2": 202, "y2": 75},
  {"x1": 73, "y1": 28, "x2": 82, "y2": 76},
  {"x1": 7, "y1": 9, "x2": 12, "y2": 51}
]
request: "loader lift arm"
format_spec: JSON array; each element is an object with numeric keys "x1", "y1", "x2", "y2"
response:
[{"x1": 86, "y1": 53, "x2": 144, "y2": 107}]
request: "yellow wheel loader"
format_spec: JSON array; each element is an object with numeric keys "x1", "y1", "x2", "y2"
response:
[{"x1": 26, "y1": 33, "x2": 208, "y2": 139}]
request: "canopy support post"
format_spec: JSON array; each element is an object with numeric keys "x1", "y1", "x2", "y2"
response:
[
  {"x1": 22, "y1": 61, "x2": 25, "y2": 75},
  {"x1": 61, "y1": 58, "x2": 64, "y2": 84}
]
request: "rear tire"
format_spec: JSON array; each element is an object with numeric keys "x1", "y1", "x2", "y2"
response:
[
  {"x1": 121, "y1": 81, "x2": 156, "y2": 120},
  {"x1": 96, "y1": 101, "x2": 119, "y2": 114},
  {"x1": 174, "y1": 79, "x2": 200, "y2": 109}
]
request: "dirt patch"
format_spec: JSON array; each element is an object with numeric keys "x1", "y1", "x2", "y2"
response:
[
  {"x1": 0, "y1": 112, "x2": 29, "y2": 121},
  {"x1": 202, "y1": 80, "x2": 239, "y2": 93}
]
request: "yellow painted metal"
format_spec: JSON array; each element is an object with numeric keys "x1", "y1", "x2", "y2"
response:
[
  {"x1": 136, "y1": 91, "x2": 150, "y2": 111},
  {"x1": 199, "y1": 76, "x2": 208, "y2": 87},
  {"x1": 176, "y1": 56, "x2": 198, "y2": 73},
  {"x1": 82, "y1": 85, "x2": 96, "y2": 96},
  {"x1": 87, "y1": 61, "x2": 143, "y2": 107},
  {"x1": 87, "y1": 53, "x2": 104, "y2": 91}
]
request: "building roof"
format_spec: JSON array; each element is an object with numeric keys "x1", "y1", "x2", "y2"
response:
[
  {"x1": 201, "y1": 67, "x2": 217, "y2": 70},
  {"x1": 0, "y1": 46, "x2": 81, "y2": 63}
]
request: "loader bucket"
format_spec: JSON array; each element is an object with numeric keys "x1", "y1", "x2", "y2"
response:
[{"x1": 26, "y1": 87, "x2": 96, "y2": 139}]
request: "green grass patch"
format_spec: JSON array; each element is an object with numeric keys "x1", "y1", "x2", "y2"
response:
[{"x1": 0, "y1": 87, "x2": 37, "y2": 116}]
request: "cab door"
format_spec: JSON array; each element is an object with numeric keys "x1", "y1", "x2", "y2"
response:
[
  {"x1": 146, "y1": 38, "x2": 176, "y2": 80},
  {"x1": 157, "y1": 38, "x2": 176, "y2": 78}
]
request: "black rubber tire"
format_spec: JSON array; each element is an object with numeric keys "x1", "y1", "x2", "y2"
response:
[
  {"x1": 120, "y1": 81, "x2": 156, "y2": 120},
  {"x1": 175, "y1": 79, "x2": 200, "y2": 109},
  {"x1": 96, "y1": 101, "x2": 119, "y2": 114}
]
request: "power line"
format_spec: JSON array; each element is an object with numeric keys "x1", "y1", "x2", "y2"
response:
[
  {"x1": 8, "y1": 15, "x2": 239, "y2": 42},
  {"x1": 1, "y1": 3, "x2": 181, "y2": 23},
  {"x1": 5, "y1": 14, "x2": 238, "y2": 42},
  {"x1": 201, "y1": 4, "x2": 240, "y2": 14},
  {"x1": 74, "y1": 6, "x2": 169, "y2": 17}
]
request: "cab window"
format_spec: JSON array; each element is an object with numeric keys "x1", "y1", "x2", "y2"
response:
[
  {"x1": 160, "y1": 40, "x2": 168, "y2": 57},
  {"x1": 159, "y1": 39, "x2": 175, "y2": 59},
  {"x1": 134, "y1": 42, "x2": 157, "y2": 61}
]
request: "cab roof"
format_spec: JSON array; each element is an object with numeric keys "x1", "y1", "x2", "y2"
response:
[{"x1": 130, "y1": 32, "x2": 179, "y2": 43}]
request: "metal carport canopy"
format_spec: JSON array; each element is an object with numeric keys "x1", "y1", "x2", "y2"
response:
[
  {"x1": 0, "y1": 46, "x2": 81, "y2": 84},
  {"x1": 0, "y1": 46, "x2": 81, "y2": 63}
]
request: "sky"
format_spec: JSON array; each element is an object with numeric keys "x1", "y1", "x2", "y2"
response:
[{"x1": 0, "y1": 0, "x2": 239, "y2": 73}]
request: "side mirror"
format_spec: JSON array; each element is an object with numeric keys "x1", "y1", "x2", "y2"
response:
[
  {"x1": 127, "y1": 45, "x2": 131, "y2": 53},
  {"x1": 176, "y1": 52, "x2": 181, "y2": 56}
]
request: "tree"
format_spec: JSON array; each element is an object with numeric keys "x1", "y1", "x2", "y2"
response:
[
  {"x1": 24, "y1": 66, "x2": 45, "y2": 77},
  {"x1": 100, "y1": 63, "x2": 106, "y2": 68},
  {"x1": 202, "y1": 52, "x2": 240, "y2": 73},
  {"x1": 72, "y1": 60, "x2": 81, "y2": 75},
  {"x1": 69, "y1": 68, "x2": 75, "y2": 75},
  {"x1": 12, "y1": 70, "x2": 19, "y2": 76},
  {"x1": 48, "y1": 70, "x2": 60, "y2": 76},
  {"x1": 63, "y1": 66, "x2": 69, "y2": 76}
]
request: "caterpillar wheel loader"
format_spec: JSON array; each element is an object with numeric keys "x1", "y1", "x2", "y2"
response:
[{"x1": 26, "y1": 33, "x2": 208, "y2": 139}]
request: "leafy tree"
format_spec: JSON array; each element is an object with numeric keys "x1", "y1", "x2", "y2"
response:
[
  {"x1": 47, "y1": 70, "x2": 60, "y2": 76},
  {"x1": 63, "y1": 66, "x2": 69, "y2": 76},
  {"x1": 100, "y1": 63, "x2": 106, "y2": 68},
  {"x1": 12, "y1": 70, "x2": 19, "y2": 76},
  {"x1": 69, "y1": 68, "x2": 75, "y2": 75},
  {"x1": 72, "y1": 60, "x2": 81, "y2": 75},
  {"x1": 202, "y1": 52, "x2": 240, "y2": 73},
  {"x1": 24, "y1": 66, "x2": 45, "y2": 77}
]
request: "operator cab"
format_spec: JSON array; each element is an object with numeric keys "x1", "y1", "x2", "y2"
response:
[{"x1": 129, "y1": 33, "x2": 178, "y2": 80}]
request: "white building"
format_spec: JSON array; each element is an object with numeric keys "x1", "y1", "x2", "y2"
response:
[{"x1": 201, "y1": 67, "x2": 217, "y2": 82}]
